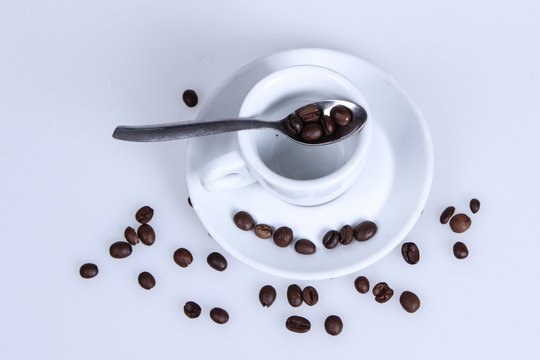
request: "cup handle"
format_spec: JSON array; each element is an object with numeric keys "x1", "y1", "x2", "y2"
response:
[{"x1": 200, "y1": 150, "x2": 257, "y2": 192}]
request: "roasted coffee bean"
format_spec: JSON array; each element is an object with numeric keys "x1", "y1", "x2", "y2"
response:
[
  {"x1": 339, "y1": 225, "x2": 354, "y2": 245},
  {"x1": 138, "y1": 271, "x2": 155, "y2": 290},
  {"x1": 124, "y1": 226, "x2": 139, "y2": 245},
  {"x1": 440, "y1": 206, "x2": 455, "y2": 224},
  {"x1": 259, "y1": 285, "x2": 277, "y2": 307},
  {"x1": 207, "y1": 252, "x2": 227, "y2": 271},
  {"x1": 233, "y1": 211, "x2": 255, "y2": 231},
  {"x1": 254, "y1": 224, "x2": 273, "y2": 239},
  {"x1": 321, "y1": 115, "x2": 336, "y2": 136},
  {"x1": 294, "y1": 239, "x2": 316, "y2": 255},
  {"x1": 354, "y1": 221, "x2": 377, "y2": 241},
  {"x1": 297, "y1": 105, "x2": 321, "y2": 123},
  {"x1": 470, "y1": 198, "x2": 480, "y2": 214},
  {"x1": 449, "y1": 213, "x2": 471, "y2": 233},
  {"x1": 302, "y1": 286, "x2": 318, "y2": 306},
  {"x1": 354, "y1": 276, "x2": 370, "y2": 294},
  {"x1": 285, "y1": 114, "x2": 303, "y2": 134},
  {"x1": 401, "y1": 242, "x2": 420, "y2": 265},
  {"x1": 182, "y1": 89, "x2": 198, "y2": 107},
  {"x1": 373, "y1": 282, "x2": 394, "y2": 303},
  {"x1": 109, "y1": 241, "x2": 132, "y2": 259},
  {"x1": 286, "y1": 315, "x2": 311, "y2": 333},
  {"x1": 79, "y1": 263, "x2": 98, "y2": 279},
  {"x1": 210, "y1": 307, "x2": 229, "y2": 324},
  {"x1": 287, "y1": 284, "x2": 303, "y2": 307},
  {"x1": 137, "y1": 224, "x2": 155, "y2": 245},
  {"x1": 330, "y1": 105, "x2": 352, "y2": 126},
  {"x1": 273, "y1": 226, "x2": 293, "y2": 247},
  {"x1": 322, "y1": 230, "x2": 340, "y2": 249},
  {"x1": 183, "y1": 301, "x2": 201, "y2": 319},
  {"x1": 173, "y1": 248, "x2": 193, "y2": 268},
  {"x1": 300, "y1": 122, "x2": 323, "y2": 142},
  {"x1": 399, "y1": 291, "x2": 421, "y2": 313},
  {"x1": 324, "y1": 315, "x2": 343, "y2": 336},
  {"x1": 135, "y1": 206, "x2": 154, "y2": 224},
  {"x1": 187, "y1": 197, "x2": 192, "y2": 207},
  {"x1": 453, "y1": 241, "x2": 469, "y2": 259}
]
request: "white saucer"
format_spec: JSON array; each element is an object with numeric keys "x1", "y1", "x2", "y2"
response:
[{"x1": 185, "y1": 48, "x2": 433, "y2": 280}]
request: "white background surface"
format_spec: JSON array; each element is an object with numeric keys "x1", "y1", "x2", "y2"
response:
[{"x1": 1, "y1": 0, "x2": 539, "y2": 359}]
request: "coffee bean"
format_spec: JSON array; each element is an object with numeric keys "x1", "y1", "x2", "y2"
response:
[
  {"x1": 182, "y1": 89, "x2": 198, "y2": 108},
  {"x1": 285, "y1": 114, "x2": 303, "y2": 134},
  {"x1": 449, "y1": 213, "x2": 471, "y2": 233},
  {"x1": 207, "y1": 252, "x2": 227, "y2": 271},
  {"x1": 254, "y1": 224, "x2": 273, "y2": 239},
  {"x1": 300, "y1": 122, "x2": 323, "y2": 142},
  {"x1": 187, "y1": 197, "x2": 192, "y2": 207},
  {"x1": 135, "y1": 206, "x2": 154, "y2": 224},
  {"x1": 373, "y1": 282, "x2": 394, "y2": 303},
  {"x1": 109, "y1": 241, "x2": 132, "y2": 259},
  {"x1": 297, "y1": 105, "x2": 321, "y2": 123},
  {"x1": 302, "y1": 286, "x2": 318, "y2": 306},
  {"x1": 294, "y1": 239, "x2": 316, "y2": 255},
  {"x1": 259, "y1": 285, "x2": 277, "y2": 307},
  {"x1": 322, "y1": 230, "x2": 340, "y2": 249},
  {"x1": 286, "y1": 315, "x2": 311, "y2": 333},
  {"x1": 138, "y1": 271, "x2": 155, "y2": 290},
  {"x1": 287, "y1": 284, "x2": 303, "y2": 307},
  {"x1": 399, "y1": 291, "x2": 420, "y2": 313},
  {"x1": 137, "y1": 224, "x2": 155, "y2": 245},
  {"x1": 470, "y1": 198, "x2": 480, "y2": 214},
  {"x1": 173, "y1": 248, "x2": 193, "y2": 268},
  {"x1": 401, "y1": 242, "x2": 420, "y2": 265},
  {"x1": 354, "y1": 276, "x2": 370, "y2": 294},
  {"x1": 321, "y1": 115, "x2": 336, "y2": 136},
  {"x1": 324, "y1": 315, "x2": 343, "y2": 336},
  {"x1": 210, "y1": 307, "x2": 229, "y2": 324},
  {"x1": 273, "y1": 226, "x2": 293, "y2": 247},
  {"x1": 339, "y1": 225, "x2": 354, "y2": 245},
  {"x1": 440, "y1": 206, "x2": 455, "y2": 224},
  {"x1": 124, "y1": 226, "x2": 139, "y2": 245},
  {"x1": 183, "y1": 301, "x2": 201, "y2": 319},
  {"x1": 453, "y1": 241, "x2": 469, "y2": 259},
  {"x1": 79, "y1": 263, "x2": 98, "y2": 279},
  {"x1": 233, "y1": 211, "x2": 255, "y2": 231},
  {"x1": 330, "y1": 105, "x2": 352, "y2": 126},
  {"x1": 354, "y1": 221, "x2": 378, "y2": 241}
]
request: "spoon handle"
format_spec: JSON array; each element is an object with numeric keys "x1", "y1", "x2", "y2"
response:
[{"x1": 112, "y1": 118, "x2": 278, "y2": 142}]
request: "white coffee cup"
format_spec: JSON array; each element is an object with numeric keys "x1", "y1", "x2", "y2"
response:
[{"x1": 200, "y1": 65, "x2": 372, "y2": 206}]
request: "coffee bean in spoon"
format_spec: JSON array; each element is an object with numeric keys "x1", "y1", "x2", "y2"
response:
[
  {"x1": 401, "y1": 242, "x2": 420, "y2": 265},
  {"x1": 254, "y1": 224, "x2": 273, "y2": 239},
  {"x1": 449, "y1": 214, "x2": 471, "y2": 233},
  {"x1": 300, "y1": 122, "x2": 323, "y2": 142},
  {"x1": 182, "y1": 89, "x2": 198, "y2": 108},
  {"x1": 324, "y1": 315, "x2": 343, "y2": 336},
  {"x1": 330, "y1": 105, "x2": 352, "y2": 126},
  {"x1": 79, "y1": 263, "x2": 98, "y2": 279},
  {"x1": 339, "y1": 225, "x2": 354, "y2": 245},
  {"x1": 207, "y1": 252, "x2": 227, "y2": 271},
  {"x1": 138, "y1": 271, "x2": 155, "y2": 290},
  {"x1": 183, "y1": 301, "x2": 201, "y2": 319},
  {"x1": 259, "y1": 285, "x2": 277, "y2": 307},
  {"x1": 233, "y1": 211, "x2": 255, "y2": 231},
  {"x1": 273, "y1": 226, "x2": 293, "y2": 247},
  {"x1": 354, "y1": 221, "x2": 377, "y2": 241},
  {"x1": 294, "y1": 239, "x2": 316, "y2": 255},
  {"x1": 470, "y1": 198, "x2": 480, "y2": 213},
  {"x1": 124, "y1": 226, "x2": 139, "y2": 245},
  {"x1": 137, "y1": 224, "x2": 155, "y2": 245},
  {"x1": 354, "y1": 276, "x2": 370, "y2": 294},
  {"x1": 453, "y1": 241, "x2": 469, "y2": 259},
  {"x1": 287, "y1": 284, "x2": 303, "y2": 307},
  {"x1": 173, "y1": 248, "x2": 193, "y2": 268},
  {"x1": 302, "y1": 286, "x2": 318, "y2": 306},
  {"x1": 373, "y1": 282, "x2": 394, "y2": 303},
  {"x1": 320, "y1": 115, "x2": 336, "y2": 136},
  {"x1": 109, "y1": 241, "x2": 132, "y2": 259},
  {"x1": 296, "y1": 104, "x2": 321, "y2": 123},
  {"x1": 210, "y1": 307, "x2": 229, "y2": 324},
  {"x1": 135, "y1": 206, "x2": 153, "y2": 224},
  {"x1": 285, "y1": 113, "x2": 303, "y2": 134},
  {"x1": 399, "y1": 291, "x2": 421, "y2": 313},
  {"x1": 322, "y1": 230, "x2": 340, "y2": 249},
  {"x1": 286, "y1": 315, "x2": 311, "y2": 333},
  {"x1": 440, "y1": 206, "x2": 455, "y2": 224}
]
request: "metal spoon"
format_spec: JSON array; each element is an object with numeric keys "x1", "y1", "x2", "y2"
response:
[{"x1": 112, "y1": 100, "x2": 367, "y2": 146}]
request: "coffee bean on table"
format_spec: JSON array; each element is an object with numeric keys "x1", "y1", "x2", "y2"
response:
[
  {"x1": 470, "y1": 198, "x2": 480, "y2": 214},
  {"x1": 297, "y1": 105, "x2": 321, "y2": 123},
  {"x1": 324, "y1": 315, "x2": 343, "y2": 336},
  {"x1": 321, "y1": 115, "x2": 336, "y2": 136},
  {"x1": 259, "y1": 285, "x2": 277, "y2": 307},
  {"x1": 373, "y1": 282, "x2": 394, "y2": 303},
  {"x1": 138, "y1": 271, "x2": 155, "y2": 290},
  {"x1": 287, "y1": 284, "x2": 303, "y2": 307},
  {"x1": 233, "y1": 211, "x2": 255, "y2": 231},
  {"x1": 79, "y1": 263, "x2": 98, "y2": 279},
  {"x1": 187, "y1": 197, "x2": 192, "y2": 207},
  {"x1": 440, "y1": 206, "x2": 455, "y2": 224},
  {"x1": 173, "y1": 248, "x2": 193, "y2": 268},
  {"x1": 354, "y1": 276, "x2": 370, "y2": 294},
  {"x1": 322, "y1": 230, "x2": 340, "y2": 249},
  {"x1": 339, "y1": 225, "x2": 354, "y2": 245},
  {"x1": 330, "y1": 105, "x2": 352, "y2": 126},
  {"x1": 401, "y1": 242, "x2": 420, "y2": 265},
  {"x1": 285, "y1": 114, "x2": 303, "y2": 134},
  {"x1": 183, "y1": 301, "x2": 201, "y2": 319},
  {"x1": 294, "y1": 239, "x2": 316, "y2": 255},
  {"x1": 137, "y1": 224, "x2": 156, "y2": 245},
  {"x1": 354, "y1": 221, "x2": 378, "y2": 241},
  {"x1": 449, "y1": 213, "x2": 471, "y2": 233},
  {"x1": 207, "y1": 252, "x2": 227, "y2": 271},
  {"x1": 286, "y1": 315, "x2": 311, "y2": 333},
  {"x1": 300, "y1": 122, "x2": 323, "y2": 142},
  {"x1": 109, "y1": 241, "x2": 132, "y2": 259},
  {"x1": 273, "y1": 226, "x2": 293, "y2": 247},
  {"x1": 254, "y1": 224, "x2": 273, "y2": 239},
  {"x1": 182, "y1": 89, "x2": 198, "y2": 108},
  {"x1": 210, "y1": 307, "x2": 229, "y2": 324},
  {"x1": 302, "y1": 286, "x2": 318, "y2": 306},
  {"x1": 399, "y1": 291, "x2": 421, "y2": 313},
  {"x1": 135, "y1": 206, "x2": 154, "y2": 224},
  {"x1": 453, "y1": 241, "x2": 469, "y2": 259},
  {"x1": 124, "y1": 226, "x2": 139, "y2": 245}
]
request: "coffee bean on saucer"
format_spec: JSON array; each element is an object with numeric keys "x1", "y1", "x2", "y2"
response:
[
  {"x1": 109, "y1": 241, "x2": 132, "y2": 259},
  {"x1": 399, "y1": 291, "x2": 421, "y2": 313},
  {"x1": 138, "y1": 271, "x2": 155, "y2": 290},
  {"x1": 453, "y1": 241, "x2": 469, "y2": 259},
  {"x1": 210, "y1": 307, "x2": 229, "y2": 324},
  {"x1": 137, "y1": 224, "x2": 155, "y2": 245},
  {"x1": 285, "y1": 113, "x2": 303, "y2": 134},
  {"x1": 300, "y1": 122, "x2": 323, "y2": 142},
  {"x1": 207, "y1": 252, "x2": 227, "y2": 271},
  {"x1": 324, "y1": 315, "x2": 343, "y2": 336},
  {"x1": 321, "y1": 115, "x2": 336, "y2": 136},
  {"x1": 254, "y1": 224, "x2": 273, "y2": 239},
  {"x1": 302, "y1": 286, "x2": 318, "y2": 306},
  {"x1": 259, "y1": 285, "x2": 277, "y2": 307},
  {"x1": 79, "y1": 263, "x2": 98, "y2": 279},
  {"x1": 373, "y1": 282, "x2": 393, "y2": 303},
  {"x1": 286, "y1": 315, "x2": 311, "y2": 333},
  {"x1": 124, "y1": 226, "x2": 139, "y2": 245},
  {"x1": 470, "y1": 198, "x2": 480, "y2": 214},
  {"x1": 297, "y1": 104, "x2": 321, "y2": 123},
  {"x1": 354, "y1": 276, "x2": 370, "y2": 294},
  {"x1": 173, "y1": 248, "x2": 193, "y2": 268},
  {"x1": 187, "y1": 197, "x2": 192, "y2": 207},
  {"x1": 401, "y1": 242, "x2": 420, "y2": 265},
  {"x1": 322, "y1": 230, "x2": 340, "y2": 249},
  {"x1": 449, "y1": 213, "x2": 471, "y2": 233},
  {"x1": 339, "y1": 225, "x2": 354, "y2": 245},
  {"x1": 330, "y1": 105, "x2": 352, "y2": 126},
  {"x1": 294, "y1": 239, "x2": 316, "y2": 255},
  {"x1": 287, "y1": 284, "x2": 303, "y2": 307},
  {"x1": 182, "y1": 89, "x2": 198, "y2": 108},
  {"x1": 440, "y1": 206, "x2": 455, "y2": 224},
  {"x1": 233, "y1": 211, "x2": 255, "y2": 231},
  {"x1": 183, "y1": 301, "x2": 201, "y2": 319},
  {"x1": 273, "y1": 226, "x2": 293, "y2": 247},
  {"x1": 354, "y1": 221, "x2": 377, "y2": 241},
  {"x1": 135, "y1": 206, "x2": 154, "y2": 224}
]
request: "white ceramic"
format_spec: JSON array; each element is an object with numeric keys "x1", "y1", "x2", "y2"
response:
[
  {"x1": 200, "y1": 65, "x2": 372, "y2": 206},
  {"x1": 185, "y1": 48, "x2": 433, "y2": 280}
]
